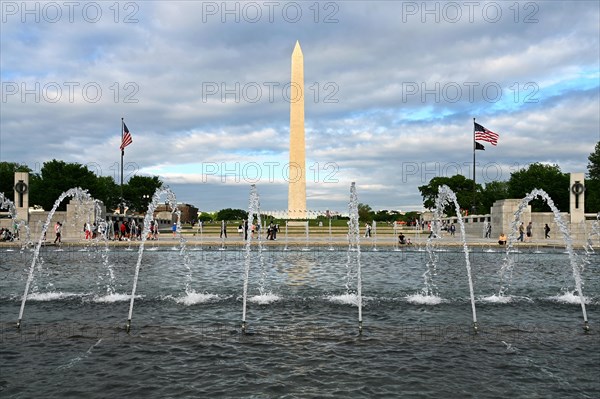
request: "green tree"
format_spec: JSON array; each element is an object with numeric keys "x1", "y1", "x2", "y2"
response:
[
  {"x1": 587, "y1": 141, "x2": 600, "y2": 180},
  {"x1": 418, "y1": 175, "x2": 481, "y2": 216},
  {"x1": 585, "y1": 179, "x2": 600, "y2": 213},
  {"x1": 480, "y1": 181, "x2": 509, "y2": 214},
  {"x1": 373, "y1": 210, "x2": 396, "y2": 223},
  {"x1": 0, "y1": 162, "x2": 32, "y2": 201},
  {"x1": 198, "y1": 212, "x2": 215, "y2": 223},
  {"x1": 507, "y1": 163, "x2": 569, "y2": 212},
  {"x1": 357, "y1": 203, "x2": 373, "y2": 222},
  {"x1": 215, "y1": 208, "x2": 248, "y2": 221},
  {"x1": 403, "y1": 211, "x2": 422, "y2": 225},
  {"x1": 585, "y1": 142, "x2": 600, "y2": 212},
  {"x1": 122, "y1": 175, "x2": 163, "y2": 212},
  {"x1": 93, "y1": 176, "x2": 120, "y2": 211},
  {"x1": 29, "y1": 160, "x2": 101, "y2": 211}
]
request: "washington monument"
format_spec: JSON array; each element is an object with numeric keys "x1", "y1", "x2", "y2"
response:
[{"x1": 288, "y1": 41, "x2": 307, "y2": 219}]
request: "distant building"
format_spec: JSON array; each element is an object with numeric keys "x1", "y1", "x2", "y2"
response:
[{"x1": 153, "y1": 203, "x2": 198, "y2": 224}]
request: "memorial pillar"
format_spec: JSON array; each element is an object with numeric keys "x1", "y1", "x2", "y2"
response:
[
  {"x1": 569, "y1": 172, "x2": 585, "y2": 224},
  {"x1": 14, "y1": 172, "x2": 29, "y2": 222}
]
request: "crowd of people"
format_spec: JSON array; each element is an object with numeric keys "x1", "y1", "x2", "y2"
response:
[
  {"x1": 0, "y1": 227, "x2": 16, "y2": 242},
  {"x1": 231, "y1": 220, "x2": 279, "y2": 240},
  {"x1": 48, "y1": 219, "x2": 160, "y2": 243},
  {"x1": 498, "y1": 222, "x2": 551, "y2": 245},
  {"x1": 1, "y1": 217, "x2": 557, "y2": 246},
  {"x1": 0, "y1": 221, "x2": 21, "y2": 242}
]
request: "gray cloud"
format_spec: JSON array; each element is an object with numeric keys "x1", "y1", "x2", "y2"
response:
[{"x1": 1, "y1": 1, "x2": 598, "y2": 212}]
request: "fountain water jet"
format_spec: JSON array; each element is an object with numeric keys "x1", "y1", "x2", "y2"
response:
[
  {"x1": 328, "y1": 215, "x2": 334, "y2": 251},
  {"x1": 196, "y1": 221, "x2": 204, "y2": 250},
  {"x1": 242, "y1": 185, "x2": 259, "y2": 333},
  {"x1": 579, "y1": 215, "x2": 599, "y2": 284},
  {"x1": 408, "y1": 188, "x2": 449, "y2": 303},
  {"x1": 0, "y1": 193, "x2": 17, "y2": 220},
  {"x1": 88, "y1": 200, "x2": 116, "y2": 298},
  {"x1": 16, "y1": 188, "x2": 93, "y2": 328},
  {"x1": 326, "y1": 183, "x2": 364, "y2": 334},
  {"x1": 411, "y1": 185, "x2": 478, "y2": 331},
  {"x1": 345, "y1": 182, "x2": 363, "y2": 334},
  {"x1": 219, "y1": 220, "x2": 226, "y2": 250},
  {"x1": 583, "y1": 213, "x2": 600, "y2": 257},
  {"x1": 240, "y1": 186, "x2": 278, "y2": 334},
  {"x1": 304, "y1": 220, "x2": 309, "y2": 251},
  {"x1": 496, "y1": 189, "x2": 590, "y2": 331},
  {"x1": 126, "y1": 187, "x2": 183, "y2": 332},
  {"x1": 372, "y1": 220, "x2": 378, "y2": 251}
]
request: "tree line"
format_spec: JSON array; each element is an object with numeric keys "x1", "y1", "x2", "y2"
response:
[
  {"x1": 0, "y1": 159, "x2": 162, "y2": 212},
  {"x1": 417, "y1": 142, "x2": 599, "y2": 216},
  {"x1": 1, "y1": 142, "x2": 598, "y2": 218}
]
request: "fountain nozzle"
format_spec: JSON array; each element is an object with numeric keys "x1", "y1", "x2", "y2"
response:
[
  {"x1": 16, "y1": 319, "x2": 21, "y2": 329},
  {"x1": 583, "y1": 321, "x2": 590, "y2": 333},
  {"x1": 126, "y1": 320, "x2": 131, "y2": 333},
  {"x1": 358, "y1": 321, "x2": 363, "y2": 335},
  {"x1": 242, "y1": 321, "x2": 247, "y2": 335},
  {"x1": 472, "y1": 322, "x2": 479, "y2": 334}
]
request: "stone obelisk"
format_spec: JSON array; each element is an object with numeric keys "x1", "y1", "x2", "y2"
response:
[{"x1": 288, "y1": 41, "x2": 306, "y2": 219}]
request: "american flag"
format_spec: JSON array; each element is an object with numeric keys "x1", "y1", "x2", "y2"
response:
[
  {"x1": 120, "y1": 122, "x2": 133, "y2": 151},
  {"x1": 474, "y1": 122, "x2": 499, "y2": 146}
]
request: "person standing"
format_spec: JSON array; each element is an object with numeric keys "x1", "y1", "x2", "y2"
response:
[
  {"x1": 172, "y1": 223, "x2": 177, "y2": 238},
  {"x1": 13, "y1": 221, "x2": 19, "y2": 241},
  {"x1": 544, "y1": 223, "x2": 551, "y2": 239},
  {"x1": 148, "y1": 221, "x2": 155, "y2": 240},
  {"x1": 518, "y1": 222, "x2": 525, "y2": 242},
  {"x1": 130, "y1": 220, "x2": 137, "y2": 241},
  {"x1": 526, "y1": 222, "x2": 532, "y2": 242},
  {"x1": 119, "y1": 221, "x2": 126, "y2": 240},
  {"x1": 85, "y1": 222, "x2": 92, "y2": 240},
  {"x1": 153, "y1": 222, "x2": 159, "y2": 240},
  {"x1": 54, "y1": 222, "x2": 62, "y2": 244}
]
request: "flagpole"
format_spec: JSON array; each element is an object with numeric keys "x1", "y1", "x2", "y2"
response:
[
  {"x1": 120, "y1": 117, "x2": 124, "y2": 214},
  {"x1": 472, "y1": 117, "x2": 476, "y2": 214}
]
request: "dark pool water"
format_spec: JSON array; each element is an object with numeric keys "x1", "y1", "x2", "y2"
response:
[{"x1": 1, "y1": 246, "x2": 598, "y2": 398}]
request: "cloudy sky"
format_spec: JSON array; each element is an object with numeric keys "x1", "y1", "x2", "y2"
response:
[{"x1": 1, "y1": 1, "x2": 599, "y2": 213}]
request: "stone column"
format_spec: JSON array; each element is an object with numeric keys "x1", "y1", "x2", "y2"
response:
[
  {"x1": 569, "y1": 172, "x2": 585, "y2": 224},
  {"x1": 569, "y1": 172, "x2": 586, "y2": 242},
  {"x1": 491, "y1": 199, "x2": 531, "y2": 239},
  {"x1": 13, "y1": 172, "x2": 29, "y2": 222},
  {"x1": 65, "y1": 199, "x2": 106, "y2": 240}
]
